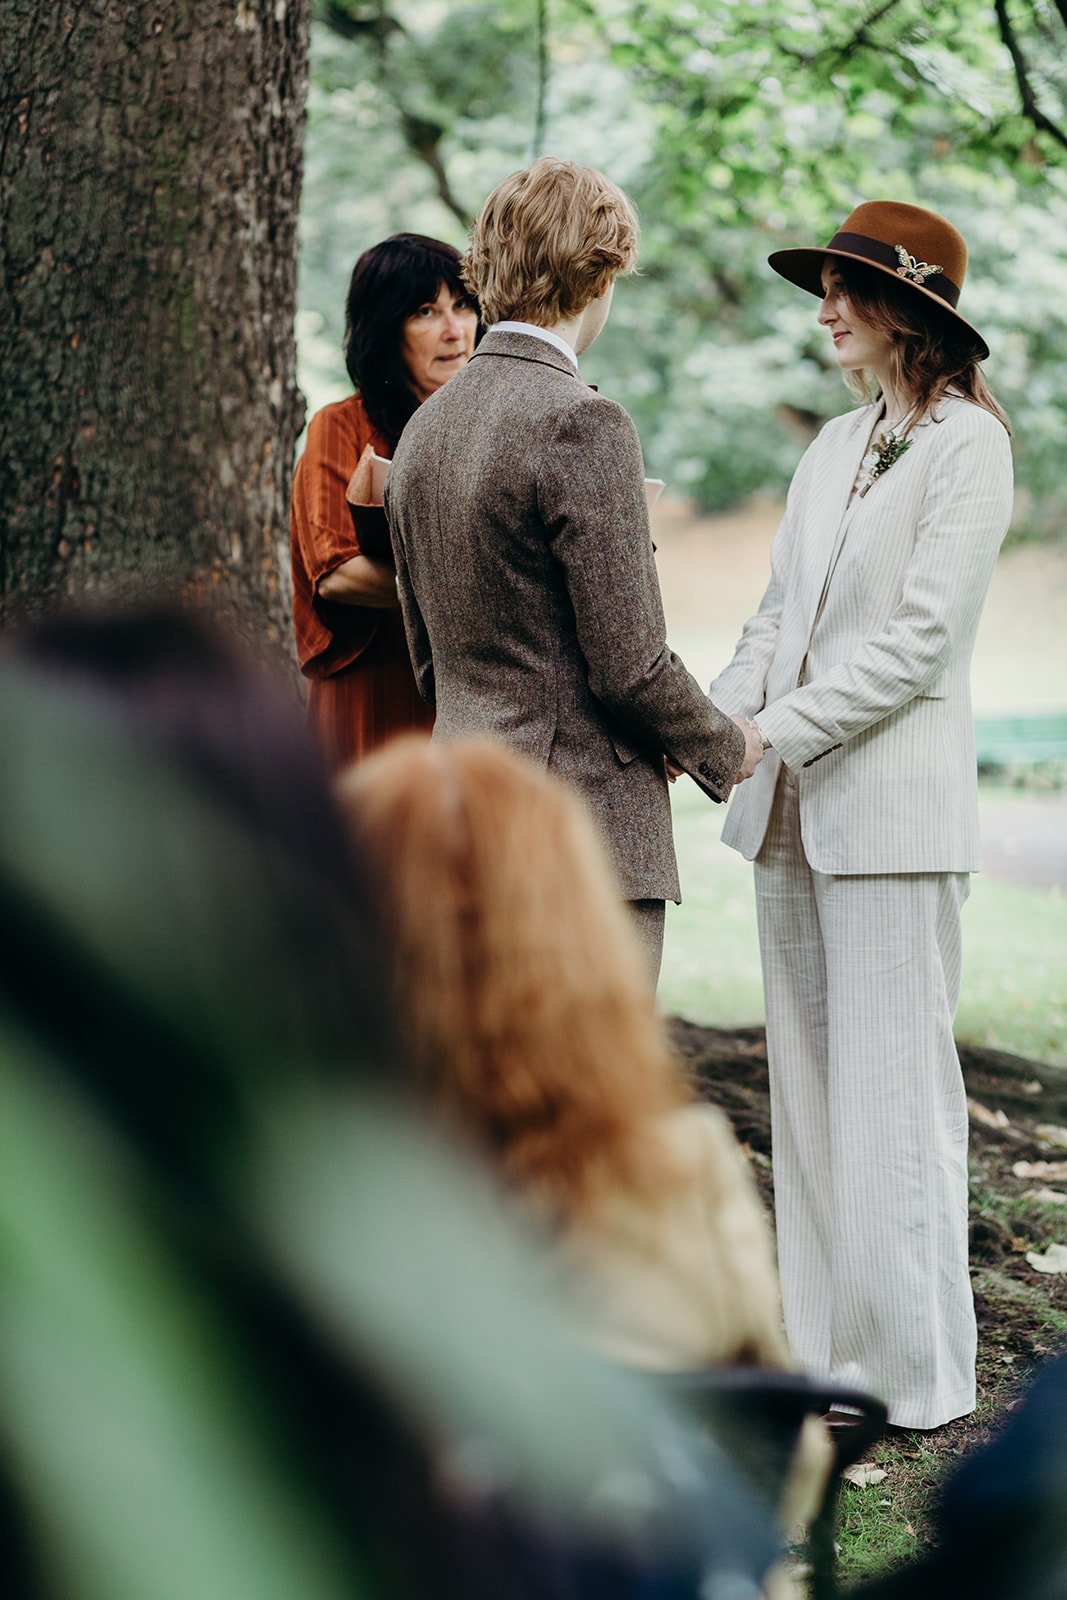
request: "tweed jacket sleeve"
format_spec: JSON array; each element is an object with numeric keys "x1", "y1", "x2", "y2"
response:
[
  {"x1": 541, "y1": 392, "x2": 745, "y2": 799},
  {"x1": 386, "y1": 480, "x2": 435, "y2": 705},
  {"x1": 757, "y1": 406, "x2": 1013, "y2": 772}
]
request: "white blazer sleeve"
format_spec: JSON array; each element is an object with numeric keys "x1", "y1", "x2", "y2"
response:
[{"x1": 756, "y1": 408, "x2": 1013, "y2": 771}]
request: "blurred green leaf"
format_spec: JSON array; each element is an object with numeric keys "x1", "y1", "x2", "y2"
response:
[
  {"x1": 0, "y1": 674, "x2": 779, "y2": 1590},
  {"x1": 0, "y1": 1021, "x2": 377, "y2": 1600}
]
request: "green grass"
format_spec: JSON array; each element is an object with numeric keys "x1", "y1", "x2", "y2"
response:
[
  {"x1": 833, "y1": 1441, "x2": 942, "y2": 1588},
  {"x1": 661, "y1": 779, "x2": 1067, "y2": 1068}
]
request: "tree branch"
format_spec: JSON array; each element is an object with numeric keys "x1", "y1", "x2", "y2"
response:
[
  {"x1": 777, "y1": 0, "x2": 907, "y2": 69},
  {"x1": 400, "y1": 113, "x2": 472, "y2": 229},
  {"x1": 320, "y1": 0, "x2": 472, "y2": 227},
  {"x1": 320, "y1": 1, "x2": 400, "y2": 47},
  {"x1": 828, "y1": 0, "x2": 908, "y2": 63},
  {"x1": 994, "y1": 0, "x2": 1067, "y2": 151},
  {"x1": 531, "y1": 0, "x2": 548, "y2": 160}
]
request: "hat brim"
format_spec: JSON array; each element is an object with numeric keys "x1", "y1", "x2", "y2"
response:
[{"x1": 767, "y1": 246, "x2": 990, "y2": 362}]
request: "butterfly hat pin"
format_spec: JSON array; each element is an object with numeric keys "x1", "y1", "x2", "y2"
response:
[{"x1": 894, "y1": 245, "x2": 944, "y2": 287}]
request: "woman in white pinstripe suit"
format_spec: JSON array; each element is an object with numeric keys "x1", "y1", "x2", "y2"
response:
[{"x1": 711, "y1": 202, "x2": 1013, "y2": 1431}]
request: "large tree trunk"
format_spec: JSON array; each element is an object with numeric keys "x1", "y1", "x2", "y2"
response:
[{"x1": 0, "y1": 0, "x2": 311, "y2": 656}]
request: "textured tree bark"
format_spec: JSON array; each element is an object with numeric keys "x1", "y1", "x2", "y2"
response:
[{"x1": 0, "y1": 0, "x2": 311, "y2": 656}]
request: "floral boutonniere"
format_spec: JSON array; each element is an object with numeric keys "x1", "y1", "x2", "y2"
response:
[{"x1": 858, "y1": 430, "x2": 911, "y2": 498}]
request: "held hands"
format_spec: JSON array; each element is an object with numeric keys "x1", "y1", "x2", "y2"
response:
[
  {"x1": 663, "y1": 715, "x2": 764, "y2": 787},
  {"x1": 730, "y1": 714, "x2": 765, "y2": 783}
]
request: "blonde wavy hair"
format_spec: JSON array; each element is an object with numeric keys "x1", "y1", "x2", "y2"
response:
[
  {"x1": 464, "y1": 156, "x2": 639, "y2": 327},
  {"x1": 336, "y1": 736, "x2": 688, "y2": 1229}
]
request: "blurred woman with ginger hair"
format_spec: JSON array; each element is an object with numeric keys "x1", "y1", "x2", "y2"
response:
[{"x1": 337, "y1": 734, "x2": 792, "y2": 1374}]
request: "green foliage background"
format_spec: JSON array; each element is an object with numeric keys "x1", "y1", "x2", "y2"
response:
[{"x1": 299, "y1": 0, "x2": 1067, "y2": 535}]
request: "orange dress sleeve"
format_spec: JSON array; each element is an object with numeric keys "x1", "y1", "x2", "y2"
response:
[{"x1": 290, "y1": 395, "x2": 390, "y2": 678}]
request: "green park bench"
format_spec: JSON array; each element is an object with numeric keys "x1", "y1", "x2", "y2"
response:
[{"x1": 973, "y1": 712, "x2": 1067, "y2": 769}]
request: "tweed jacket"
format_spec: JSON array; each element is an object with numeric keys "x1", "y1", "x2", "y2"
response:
[
  {"x1": 385, "y1": 329, "x2": 745, "y2": 901},
  {"x1": 711, "y1": 396, "x2": 1013, "y2": 874}
]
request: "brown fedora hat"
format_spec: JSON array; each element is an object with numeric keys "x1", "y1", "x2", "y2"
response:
[{"x1": 768, "y1": 200, "x2": 989, "y2": 360}]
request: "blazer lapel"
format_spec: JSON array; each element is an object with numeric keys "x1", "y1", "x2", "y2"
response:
[{"x1": 796, "y1": 404, "x2": 881, "y2": 636}]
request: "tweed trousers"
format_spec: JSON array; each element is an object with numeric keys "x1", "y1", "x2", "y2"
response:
[
  {"x1": 755, "y1": 771, "x2": 976, "y2": 1430},
  {"x1": 628, "y1": 899, "x2": 666, "y2": 987}
]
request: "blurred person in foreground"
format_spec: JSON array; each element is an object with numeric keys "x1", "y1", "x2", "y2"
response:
[
  {"x1": 710, "y1": 202, "x2": 1014, "y2": 1433},
  {"x1": 0, "y1": 605, "x2": 780, "y2": 1600},
  {"x1": 8, "y1": 603, "x2": 384, "y2": 1091},
  {"x1": 338, "y1": 735, "x2": 833, "y2": 1557},
  {"x1": 384, "y1": 159, "x2": 762, "y2": 982},
  {"x1": 338, "y1": 734, "x2": 793, "y2": 1376},
  {"x1": 854, "y1": 1349, "x2": 1067, "y2": 1600},
  {"x1": 290, "y1": 234, "x2": 479, "y2": 771}
]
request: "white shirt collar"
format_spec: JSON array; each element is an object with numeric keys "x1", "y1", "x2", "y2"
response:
[{"x1": 490, "y1": 321, "x2": 580, "y2": 368}]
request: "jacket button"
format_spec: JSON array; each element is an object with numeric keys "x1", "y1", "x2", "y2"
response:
[{"x1": 698, "y1": 761, "x2": 710, "y2": 776}]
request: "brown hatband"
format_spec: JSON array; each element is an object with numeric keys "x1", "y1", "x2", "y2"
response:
[{"x1": 827, "y1": 232, "x2": 961, "y2": 307}]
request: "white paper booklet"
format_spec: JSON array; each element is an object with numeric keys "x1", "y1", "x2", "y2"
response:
[{"x1": 370, "y1": 452, "x2": 391, "y2": 503}]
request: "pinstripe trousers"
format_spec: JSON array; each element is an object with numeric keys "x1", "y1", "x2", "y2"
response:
[{"x1": 755, "y1": 770, "x2": 977, "y2": 1430}]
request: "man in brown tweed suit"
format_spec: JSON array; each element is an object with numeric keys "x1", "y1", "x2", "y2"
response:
[{"x1": 386, "y1": 158, "x2": 762, "y2": 977}]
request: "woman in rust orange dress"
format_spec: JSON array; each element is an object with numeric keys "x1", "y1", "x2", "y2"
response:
[{"x1": 290, "y1": 235, "x2": 479, "y2": 770}]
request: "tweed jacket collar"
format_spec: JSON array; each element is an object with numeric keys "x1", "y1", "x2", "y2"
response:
[{"x1": 470, "y1": 327, "x2": 584, "y2": 381}]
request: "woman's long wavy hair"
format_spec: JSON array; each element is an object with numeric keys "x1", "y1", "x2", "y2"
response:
[
  {"x1": 337, "y1": 737, "x2": 689, "y2": 1230},
  {"x1": 834, "y1": 257, "x2": 1010, "y2": 433},
  {"x1": 344, "y1": 233, "x2": 478, "y2": 451}
]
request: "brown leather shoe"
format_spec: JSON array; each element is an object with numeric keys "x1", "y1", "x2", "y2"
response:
[{"x1": 823, "y1": 1407, "x2": 887, "y2": 1445}]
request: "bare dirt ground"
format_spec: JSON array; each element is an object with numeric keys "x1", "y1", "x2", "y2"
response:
[{"x1": 671, "y1": 1020, "x2": 1067, "y2": 1378}]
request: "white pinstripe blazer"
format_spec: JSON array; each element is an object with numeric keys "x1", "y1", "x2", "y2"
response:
[{"x1": 711, "y1": 396, "x2": 1014, "y2": 873}]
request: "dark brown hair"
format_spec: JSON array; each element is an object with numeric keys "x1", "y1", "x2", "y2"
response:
[
  {"x1": 344, "y1": 233, "x2": 479, "y2": 451},
  {"x1": 832, "y1": 257, "x2": 1010, "y2": 433}
]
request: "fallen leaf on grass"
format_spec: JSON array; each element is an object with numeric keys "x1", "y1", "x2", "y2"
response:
[
  {"x1": 904, "y1": 1523, "x2": 916, "y2": 1537},
  {"x1": 1013, "y1": 1159, "x2": 1067, "y2": 1180},
  {"x1": 1035, "y1": 1125, "x2": 1067, "y2": 1151},
  {"x1": 1025, "y1": 1243, "x2": 1067, "y2": 1275},
  {"x1": 841, "y1": 1463, "x2": 888, "y2": 1487},
  {"x1": 1023, "y1": 1188, "x2": 1067, "y2": 1206},
  {"x1": 968, "y1": 1098, "x2": 1010, "y2": 1129}
]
